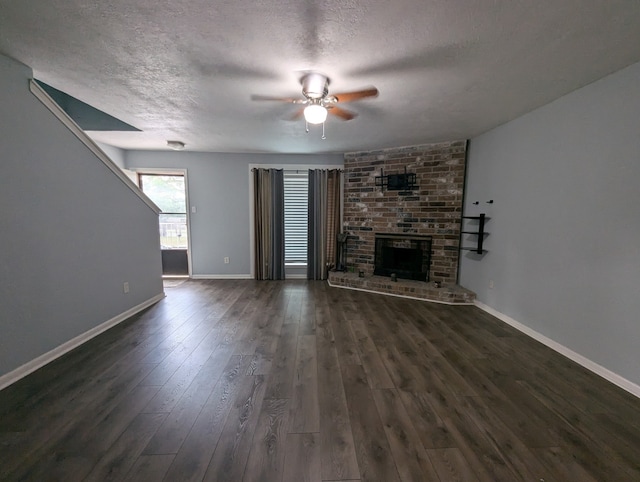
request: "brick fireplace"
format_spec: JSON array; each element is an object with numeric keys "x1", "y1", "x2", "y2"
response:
[{"x1": 328, "y1": 140, "x2": 475, "y2": 304}]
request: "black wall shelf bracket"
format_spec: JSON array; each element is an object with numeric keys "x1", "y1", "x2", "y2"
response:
[{"x1": 460, "y1": 213, "x2": 488, "y2": 254}]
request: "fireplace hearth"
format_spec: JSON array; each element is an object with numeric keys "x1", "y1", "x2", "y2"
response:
[{"x1": 374, "y1": 233, "x2": 432, "y2": 282}]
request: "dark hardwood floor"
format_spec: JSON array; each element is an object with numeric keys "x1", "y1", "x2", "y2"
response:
[{"x1": 1, "y1": 280, "x2": 639, "y2": 481}]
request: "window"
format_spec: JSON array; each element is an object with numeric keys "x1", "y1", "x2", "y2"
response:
[
  {"x1": 138, "y1": 174, "x2": 188, "y2": 249},
  {"x1": 138, "y1": 173, "x2": 190, "y2": 276},
  {"x1": 284, "y1": 171, "x2": 308, "y2": 264}
]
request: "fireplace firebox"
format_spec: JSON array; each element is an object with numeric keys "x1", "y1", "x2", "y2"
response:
[{"x1": 374, "y1": 234, "x2": 432, "y2": 281}]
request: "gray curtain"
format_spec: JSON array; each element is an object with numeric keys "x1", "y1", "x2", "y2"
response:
[
  {"x1": 308, "y1": 169, "x2": 343, "y2": 280},
  {"x1": 253, "y1": 168, "x2": 285, "y2": 280}
]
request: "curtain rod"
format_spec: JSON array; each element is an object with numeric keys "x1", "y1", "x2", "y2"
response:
[{"x1": 252, "y1": 167, "x2": 344, "y2": 174}]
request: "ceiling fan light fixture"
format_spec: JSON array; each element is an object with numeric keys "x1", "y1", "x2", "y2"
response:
[
  {"x1": 304, "y1": 104, "x2": 327, "y2": 124},
  {"x1": 167, "y1": 140, "x2": 186, "y2": 150}
]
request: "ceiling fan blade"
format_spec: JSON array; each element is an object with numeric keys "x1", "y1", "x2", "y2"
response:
[
  {"x1": 328, "y1": 106, "x2": 357, "y2": 121},
  {"x1": 332, "y1": 87, "x2": 379, "y2": 103},
  {"x1": 251, "y1": 94, "x2": 304, "y2": 104}
]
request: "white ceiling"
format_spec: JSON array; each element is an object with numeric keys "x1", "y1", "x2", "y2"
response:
[{"x1": 1, "y1": 1, "x2": 640, "y2": 154}]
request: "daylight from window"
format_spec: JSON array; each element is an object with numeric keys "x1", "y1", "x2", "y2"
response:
[
  {"x1": 284, "y1": 171, "x2": 308, "y2": 264},
  {"x1": 139, "y1": 175, "x2": 188, "y2": 249}
]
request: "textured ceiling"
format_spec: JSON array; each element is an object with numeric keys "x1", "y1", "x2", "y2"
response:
[{"x1": 1, "y1": 0, "x2": 640, "y2": 154}]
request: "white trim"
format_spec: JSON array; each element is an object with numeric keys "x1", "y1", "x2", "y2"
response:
[
  {"x1": 184, "y1": 169, "x2": 194, "y2": 278},
  {"x1": 0, "y1": 293, "x2": 165, "y2": 392},
  {"x1": 128, "y1": 167, "x2": 187, "y2": 176},
  {"x1": 249, "y1": 168, "x2": 256, "y2": 279},
  {"x1": 327, "y1": 279, "x2": 475, "y2": 305},
  {"x1": 191, "y1": 274, "x2": 253, "y2": 280},
  {"x1": 29, "y1": 80, "x2": 160, "y2": 215},
  {"x1": 474, "y1": 300, "x2": 640, "y2": 399}
]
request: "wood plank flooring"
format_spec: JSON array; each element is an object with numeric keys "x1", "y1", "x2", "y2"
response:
[{"x1": 1, "y1": 279, "x2": 640, "y2": 481}]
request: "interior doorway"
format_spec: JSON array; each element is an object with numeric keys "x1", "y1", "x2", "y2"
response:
[{"x1": 138, "y1": 172, "x2": 190, "y2": 276}]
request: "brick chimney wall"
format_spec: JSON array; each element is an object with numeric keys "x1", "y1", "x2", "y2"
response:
[{"x1": 343, "y1": 141, "x2": 467, "y2": 283}]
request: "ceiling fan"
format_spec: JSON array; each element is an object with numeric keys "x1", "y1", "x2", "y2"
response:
[{"x1": 251, "y1": 72, "x2": 378, "y2": 131}]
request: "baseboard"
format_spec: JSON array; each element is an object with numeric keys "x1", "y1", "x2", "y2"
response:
[
  {"x1": 0, "y1": 293, "x2": 165, "y2": 392},
  {"x1": 327, "y1": 279, "x2": 475, "y2": 306},
  {"x1": 190, "y1": 274, "x2": 253, "y2": 280},
  {"x1": 474, "y1": 300, "x2": 640, "y2": 399}
]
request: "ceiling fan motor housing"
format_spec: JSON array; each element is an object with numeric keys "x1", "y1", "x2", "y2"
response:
[{"x1": 302, "y1": 72, "x2": 329, "y2": 99}]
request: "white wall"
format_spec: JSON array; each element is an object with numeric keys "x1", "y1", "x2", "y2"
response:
[
  {"x1": 0, "y1": 54, "x2": 163, "y2": 379},
  {"x1": 125, "y1": 151, "x2": 343, "y2": 277},
  {"x1": 96, "y1": 141, "x2": 125, "y2": 169},
  {"x1": 460, "y1": 61, "x2": 640, "y2": 387},
  {"x1": 96, "y1": 141, "x2": 138, "y2": 183}
]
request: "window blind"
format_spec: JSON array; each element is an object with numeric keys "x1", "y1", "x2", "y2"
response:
[{"x1": 284, "y1": 171, "x2": 308, "y2": 264}]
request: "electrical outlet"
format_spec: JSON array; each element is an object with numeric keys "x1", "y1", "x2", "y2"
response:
[
  {"x1": 224, "y1": 257, "x2": 230, "y2": 264},
  {"x1": 489, "y1": 280, "x2": 494, "y2": 289},
  {"x1": 123, "y1": 282, "x2": 130, "y2": 293}
]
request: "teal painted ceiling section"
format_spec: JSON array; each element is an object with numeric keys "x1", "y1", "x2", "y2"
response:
[{"x1": 35, "y1": 80, "x2": 140, "y2": 132}]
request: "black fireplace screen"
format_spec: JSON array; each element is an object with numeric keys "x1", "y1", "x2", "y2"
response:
[{"x1": 374, "y1": 234, "x2": 432, "y2": 281}]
